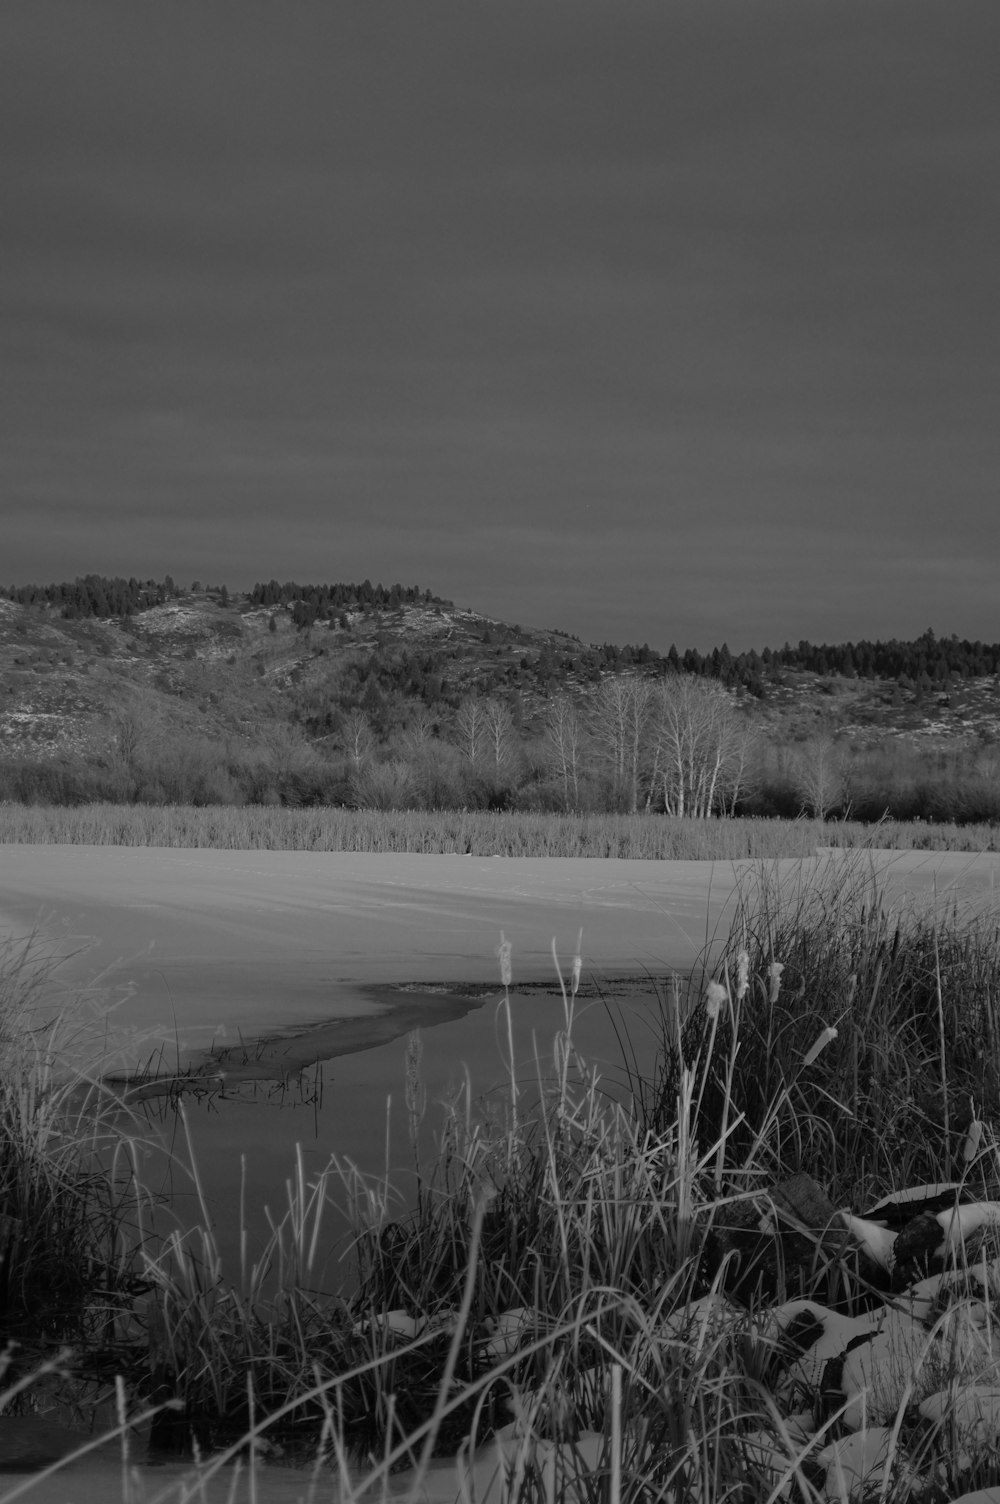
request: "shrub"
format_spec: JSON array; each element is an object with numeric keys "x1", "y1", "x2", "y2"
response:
[{"x1": 350, "y1": 759, "x2": 417, "y2": 810}]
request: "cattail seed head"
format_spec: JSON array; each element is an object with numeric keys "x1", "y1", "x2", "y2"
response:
[
  {"x1": 735, "y1": 949, "x2": 750, "y2": 1002},
  {"x1": 801, "y1": 1024, "x2": 838, "y2": 1068},
  {"x1": 496, "y1": 932, "x2": 513, "y2": 988},
  {"x1": 705, "y1": 980, "x2": 727, "y2": 1020},
  {"x1": 768, "y1": 961, "x2": 785, "y2": 1004},
  {"x1": 963, "y1": 1119, "x2": 985, "y2": 1164}
]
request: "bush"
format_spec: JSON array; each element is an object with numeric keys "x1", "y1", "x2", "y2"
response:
[{"x1": 351, "y1": 759, "x2": 417, "y2": 810}]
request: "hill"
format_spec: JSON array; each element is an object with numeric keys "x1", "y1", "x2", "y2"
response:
[
  {"x1": 0, "y1": 581, "x2": 582, "y2": 759},
  {"x1": 1, "y1": 578, "x2": 998, "y2": 820}
]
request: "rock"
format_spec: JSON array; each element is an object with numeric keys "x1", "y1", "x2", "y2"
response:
[
  {"x1": 845, "y1": 1191, "x2": 1000, "y2": 1287},
  {"x1": 920, "y1": 1384, "x2": 1000, "y2": 1450},
  {"x1": 353, "y1": 1307, "x2": 459, "y2": 1342},
  {"x1": 765, "y1": 1298, "x2": 941, "y2": 1430},
  {"x1": 480, "y1": 1306, "x2": 537, "y2": 1360},
  {"x1": 741, "y1": 1428, "x2": 802, "y2": 1500},
  {"x1": 836, "y1": 1307, "x2": 931, "y2": 1429},
  {"x1": 764, "y1": 1300, "x2": 876, "y2": 1393},
  {"x1": 817, "y1": 1426, "x2": 894, "y2": 1502},
  {"x1": 659, "y1": 1292, "x2": 742, "y2": 1341},
  {"x1": 864, "y1": 1183, "x2": 964, "y2": 1225},
  {"x1": 902, "y1": 1257, "x2": 1000, "y2": 1324},
  {"x1": 456, "y1": 1426, "x2": 605, "y2": 1504},
  {"x1": 897, "y1": 1202, "x2": 1000, "y2": 1279},
  {"x1": 709, "y1": 1174, "x2": 849, "y2": 1301}
]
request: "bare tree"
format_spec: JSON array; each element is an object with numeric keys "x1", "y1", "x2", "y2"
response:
[
  {"x1": 481, "y1": 697, "x2": 517, "y2": 773},
  {"x1": 453, "y1": 696, "x2": 487, "y2": 765},
  {"x1": 544, "y1": 693, "x2": 585, "y2": 810},
  {"x1": 719, "y1": 715, "x2": 761, "y2": 815},
  {"x1": 792, "y1": 734, "x2": 845, "y2": 819},
  {"x1": 341, "y1": 707, "x2": 374, "y2": 769},
  {"x1": 400, "y1": 706, "x2": 437, "y2": 761},
  {"x1": 589, "y1": 675, "x2": 652, "y2": 812},
  {"x1": 107, "y1": 689, "x2": 161, "y2": 799},
  {"x1": 398, "y1": 707, "x2": 453, "y2": 805},
  {"x1": 647, "y1": 675, "x2": 746, "y2": 818},
  {"x1": 260, "y1": 722, "x2": 318, "y2": 784}
]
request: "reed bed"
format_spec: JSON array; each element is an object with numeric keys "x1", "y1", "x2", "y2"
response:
[
  {"x1": 1, "y1": 800, "x2": 997, "y2": 857},
  {"x1": 628, "y1": 848, "x2": 1000, "y2": 1208},
  {"x1": 3, "y1": 853, "x2": 1000, "y2": 1501},
  {"x1": 0, "y1": 936, "x2": 147, "y2": 1399}
]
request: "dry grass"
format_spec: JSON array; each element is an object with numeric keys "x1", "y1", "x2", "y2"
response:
[
  {"x1": 3, "y1": 854, "x2": 1000, "y2": 1501},
  {"x1": 629, "y1": 847, "x2": 1000, "y2": 1209},
  {"x1": 1, "y1": 800, "x2": 997, "y2": 856},
  {"x1": 0, "y1": 936, "x2": 144, "y2": 1357}
]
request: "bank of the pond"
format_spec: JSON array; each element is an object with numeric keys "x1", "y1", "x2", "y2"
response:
[{"x1": 106, "y1": 984, "x2": 495, "y2": 1101}]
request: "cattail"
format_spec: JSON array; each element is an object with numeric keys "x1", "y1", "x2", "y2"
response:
[
  {"x1": 801, "y1": 1025, "x2": 838, "y2": 1068},
  {"x1": 735, "y1": 949, "x2": 750, "y2": 1003},
  {"x1": 496, "y1": 932, "x2": 512, "y2": 989},
  {"x1": 705, "y1": 980, "x2": 727, "y2": 1020},
  {"x1": 768, "y1": 961, "x2": 785, "y2": 1004},
  {"x1": 963, "y1": 1118, "x2": 985, "y2": 1164},
  {"x1": 571, "y1": 927, "x2": 583, "y2": 997}
]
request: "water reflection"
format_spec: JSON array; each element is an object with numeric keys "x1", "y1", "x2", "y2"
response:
[{"x1": 129, "y1": 983, "x2": 669, "y2": 1295}]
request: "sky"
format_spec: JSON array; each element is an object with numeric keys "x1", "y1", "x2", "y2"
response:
[{"x1": 3, "y1": 2, "x2": 998, "y2": 654}]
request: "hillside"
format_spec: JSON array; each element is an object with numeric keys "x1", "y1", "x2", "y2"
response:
[
  {"x1": 2, "y1": 582, "x2": 999, "y2": 756},
  {"x1": 0, "y1": 585, "x2": 587, "y2": 763},
  {"x1": 1, "y1": 579, "x2": 998, "y2": 821}
]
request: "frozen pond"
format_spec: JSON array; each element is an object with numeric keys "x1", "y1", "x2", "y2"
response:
[
  {"x1": 0, "y1": 845, "x2": 751, "y2": 1050},
  {"x1": 0, "y1": 845, "x2": 754, "y2": 1279}
]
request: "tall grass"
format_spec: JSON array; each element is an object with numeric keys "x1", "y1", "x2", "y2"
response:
[
  {"x1": 1, "y1": 800, "x2": 997, "y2": 856},
  {"x1": 0, "y1": 936, "x2": 143, "y2": 1358},
  {"x1": 3, "y1": 854, "x2": 1000, "y2": 1501},
  {"x1": 51, "y1": 964, "x2": 820, "y2": 1498},
  {"x1": 629, "y1": 847, "x2": 1000, "y2": 1210}
]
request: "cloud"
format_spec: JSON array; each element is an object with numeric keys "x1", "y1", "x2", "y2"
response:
[{"x1": 2, "y1": 1, "x2": 998, "y2": 649}]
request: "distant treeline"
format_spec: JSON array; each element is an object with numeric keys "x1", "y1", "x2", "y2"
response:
[
  {"x1": 3, "y1": 728, "x2": 999, "y2": 827},
  {"x1": 248, "y1": 579, "x2": 451, "y2": 630},
  {"x1": 761, "y1": 628, "x2": 1000, "y2": 682},
  {"x1": 4, "y1": 574, "x2": 181, "y2": 618},
  {"x1": 4, "y1": 578, "x2": 1000, "y2": 691},
  {"x1": 609, "y1": 628, "x2": 1000, "y2": 696},
  {"x1": 2, "y1": 575, "x2": 448, "y2": 624}
]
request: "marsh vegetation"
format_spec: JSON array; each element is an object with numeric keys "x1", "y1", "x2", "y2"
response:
[
  {"x1": 1, "y1": 802, "x2": 999, "y2": 857},
  {"x1": 2, "y1": 851, "x2": 1000, "y2": 1501}
]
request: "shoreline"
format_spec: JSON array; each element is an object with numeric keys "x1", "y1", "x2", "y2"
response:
[
  {"x1": 104, "y1": 983, "x2": 491, "y2": 1099},
  {"x1": 104, "y1": 972, "x2": 682, "y2": 1100}
]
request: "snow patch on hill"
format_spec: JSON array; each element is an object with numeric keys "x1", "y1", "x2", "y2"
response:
[{"x1": 136, "y1": 604, "x2": 206, "y2": 635}]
